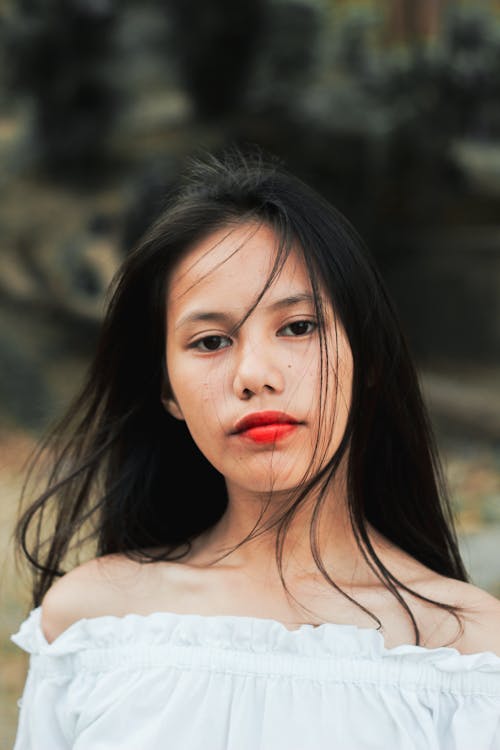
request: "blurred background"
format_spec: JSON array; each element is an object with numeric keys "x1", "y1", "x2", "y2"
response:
[{"x1": 1, "y1": 0, "x2": 500, "y2": 745}]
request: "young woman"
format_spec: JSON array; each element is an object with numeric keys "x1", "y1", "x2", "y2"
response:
[{"x1": 12, "y1": 148, "x2": 500, "y2": 749}]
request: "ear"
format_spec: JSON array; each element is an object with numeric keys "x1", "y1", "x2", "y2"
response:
[
  {"x1": 161, "y1": 371, "x2": 185, "y2": 420},
  {"x1": 161, "y1": 394, "x2": 185, "y2": 421}
]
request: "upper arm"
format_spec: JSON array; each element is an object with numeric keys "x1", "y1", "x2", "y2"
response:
[
  {"x1": 459, "y1": 586, "x2": 500, "y2": 656},
  {"x1": 40, "y1": 556, "x2": 130, "y2": 643},
  {"x1": 16, "y1": 559, "x2": 118, "y2": 747},
  {"x1": 473, "y1": 591, "x2": 500, "y2": 656}
]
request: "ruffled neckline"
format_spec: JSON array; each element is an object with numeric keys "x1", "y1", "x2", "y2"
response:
[{"x1": 11, "y1": 606, "x2": 500, "y2": 674}]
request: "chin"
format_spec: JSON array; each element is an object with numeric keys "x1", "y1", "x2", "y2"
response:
[{"x1": 230, "y1": 470, "x2": 310, "y2": 497}]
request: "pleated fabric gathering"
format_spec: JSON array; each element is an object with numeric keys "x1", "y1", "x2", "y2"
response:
[{"x1": 11, "y1": 607, "x2": 500, "y2": 750}]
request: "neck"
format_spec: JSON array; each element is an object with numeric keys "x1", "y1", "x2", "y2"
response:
[{"x1": 190, "y1": 467, "x2": 393, "y2": 588}]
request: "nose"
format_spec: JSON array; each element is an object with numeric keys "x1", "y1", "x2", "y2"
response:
[{"x1": 232, "y1": 340, "x2": 285, "y2": 400}]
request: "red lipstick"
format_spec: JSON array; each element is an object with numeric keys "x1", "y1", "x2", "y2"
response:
[{"x1": 232, "y1": 411, "x2": 299, "y2": 444}]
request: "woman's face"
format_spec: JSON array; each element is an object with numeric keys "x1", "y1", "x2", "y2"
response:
[{"x1": 164, "y1": 222, "x2": 353, "y2": 495}]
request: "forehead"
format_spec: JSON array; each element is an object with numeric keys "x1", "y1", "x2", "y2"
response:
[{"x1": 167, "y1": 222, "x2": 313, "y2": 315}]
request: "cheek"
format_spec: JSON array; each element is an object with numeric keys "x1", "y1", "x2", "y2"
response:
[
  {"x1": 289, "y1": 340, "x2": 321, "y2": 382},
  {"x1": 170, "y1": 360, "x2": 226, "y2": 427},
  {"x1": 314, "y1": 338, "x2": 353, "y2": 438},
  {"x1": 200, "y1": 380, "x2": 217, "y2": 411},
  {"x1": 328, "y1": 360, "x2": 353, "y2": 437}
]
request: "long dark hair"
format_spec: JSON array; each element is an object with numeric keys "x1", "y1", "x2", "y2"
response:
[{"x1": 16, "y1": 146, "x2": 469, "y2": 644}]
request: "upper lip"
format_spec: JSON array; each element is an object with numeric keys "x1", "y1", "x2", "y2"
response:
[{"x1": 232, "y1": 411, "x2": 299, "y2": 434}]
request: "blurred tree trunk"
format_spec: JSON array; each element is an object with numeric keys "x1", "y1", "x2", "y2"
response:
[
  {"x1": 386, "y1": 0, "x2": 447, "y2": 46},
  {"x1": 163, "y1": 0, "x2": 265, "y2": 119}
]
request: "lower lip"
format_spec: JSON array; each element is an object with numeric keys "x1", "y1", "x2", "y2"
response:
[{"x1": 237, "y1": 423, "x2": 298, "y2": 444}]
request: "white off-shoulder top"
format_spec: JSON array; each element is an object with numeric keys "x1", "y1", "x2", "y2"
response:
[{"x1": 11, "y1": 606, "x2": 500, "y2": 750}]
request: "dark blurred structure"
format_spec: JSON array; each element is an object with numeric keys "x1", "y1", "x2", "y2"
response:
[
  {"x1": 163, "y1": 0, "x2": 266, "y2": 119},
  {"x1": 3, "y1": 0, "x2": 119, "y2": 179}
]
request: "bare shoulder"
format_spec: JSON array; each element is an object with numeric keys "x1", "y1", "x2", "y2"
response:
[
  {"x1": 420, "y1": 575, "x2": 500, "y2": 656},
  {"x1": 454, "y1": 580, "x2": 500, "y2": 656},
  {"x1": 40, "y1": 553, "x2": 164, "y2": 644}
]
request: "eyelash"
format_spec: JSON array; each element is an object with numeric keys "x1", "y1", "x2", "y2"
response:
[{"x1": 190, "y1": 320, "x2": 317, "y2": 353}]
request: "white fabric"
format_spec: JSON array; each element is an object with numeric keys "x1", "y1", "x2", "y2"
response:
[{"x1": 11, "y1": 606, "x2": 500, "y2": 750}]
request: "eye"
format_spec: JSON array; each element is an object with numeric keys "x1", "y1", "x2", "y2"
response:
[
  {"x1": 278, "y1": 320, "x2": 317, "y2": 337},
  {"x1": 191, "y1": 335, "x2": 232, "y2": 352}
]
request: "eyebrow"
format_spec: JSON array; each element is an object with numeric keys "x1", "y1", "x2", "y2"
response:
[{"x1": 175, "y1": 292, "x2": 315, "y2": 330}]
